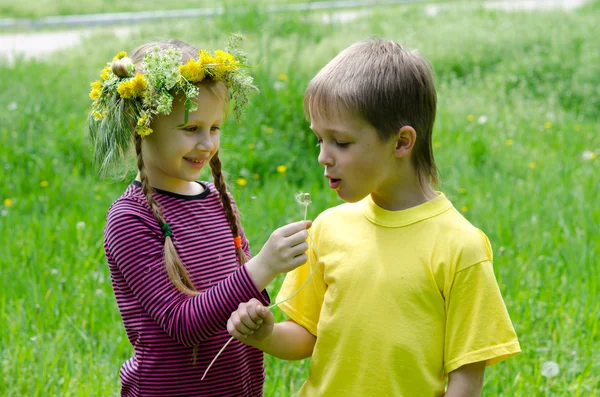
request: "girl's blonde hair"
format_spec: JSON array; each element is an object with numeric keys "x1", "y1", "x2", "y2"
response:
[{"x1": 112, "y1": 40, "x2": 248, "y2": 298}]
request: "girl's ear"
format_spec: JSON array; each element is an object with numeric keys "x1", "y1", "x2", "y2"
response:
[{"x1": 394, "y1": 126, "x2": 417, "y2": 159}]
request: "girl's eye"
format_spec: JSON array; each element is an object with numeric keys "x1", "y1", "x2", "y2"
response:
[
  {"x1": 184, "y1": 126, "x2": 197, "y2": 132},
  {"x1": 211, "y1": 126, "x2": 221, "y2": 132}
]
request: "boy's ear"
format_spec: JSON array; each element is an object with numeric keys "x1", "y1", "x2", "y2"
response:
[{"x1": 394, "y1": 126, "x2": 417, "y2": 158}]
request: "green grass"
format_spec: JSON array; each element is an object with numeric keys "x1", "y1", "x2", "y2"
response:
[
  {"x1": 1, "y1": 2, "x2": 599, "y2": 396},
  {"x1": 0, "y1": 0, "x2": 314, "y2": 19}
]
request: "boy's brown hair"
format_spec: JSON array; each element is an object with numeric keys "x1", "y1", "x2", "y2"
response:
[{"x1": 304, "y1": 38, "x2": 438, "y2": 186}]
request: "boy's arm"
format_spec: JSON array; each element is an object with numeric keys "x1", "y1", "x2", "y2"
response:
[
  {"x1": 228, "y1": 298, "x2": 316, "y2": 360},
  {"x1": 252, "y1": 320, "x2": 316, "y2": 360},
  {"x1": 444, "y1": 361, "x2": 486, "y2": 397}
]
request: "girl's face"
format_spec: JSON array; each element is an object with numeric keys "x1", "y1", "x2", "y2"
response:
[{"x1": 141, "y1": 83, "x2": 226, "y2": 195}]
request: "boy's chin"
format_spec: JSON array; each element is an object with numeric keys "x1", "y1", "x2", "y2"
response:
[{"x1": 337, "y1": 190, "x2": 369, "y2": 204}]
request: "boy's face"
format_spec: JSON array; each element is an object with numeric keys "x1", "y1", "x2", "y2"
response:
[{"x1": 310, "y1": 106, "x2": 399, "y2": 203}]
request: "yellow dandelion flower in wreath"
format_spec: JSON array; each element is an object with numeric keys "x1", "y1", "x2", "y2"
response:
[
  {"x1": 180, "y1": 59, "x2": 206, "y2": 83},
  {"x1": 114, "y1": 51, "x2": 127, "y2": 60},
  {"x1": 100, "y1": 66, "x2": 112, "y2": 81},
  {"x1": 137, "y1": 111, "x2": 148, "y2": 127},
  {"x1": 136, "y1": 126, "x2": 153, "y2": 137},
  {"x1": 117, "y1": 73, "x2": 148, "y2": 99},
  {"x1": 87, "y1": 34, "x2": 258, "y2": 178},
  {"x1": 199, "y1": 50, "x2": 215, "y2": 65},
  {"x1": 89, "y1": 80, "x2": 102, "y2": 100}
]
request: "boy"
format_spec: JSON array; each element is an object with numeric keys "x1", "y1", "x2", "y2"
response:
[{"x1": 228, "y1": 38, "x2": 520, "y2": 396}]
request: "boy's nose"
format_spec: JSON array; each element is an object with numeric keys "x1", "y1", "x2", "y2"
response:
[{"x1": 318, "y1": 148, "x2": 334, "y2": 167}]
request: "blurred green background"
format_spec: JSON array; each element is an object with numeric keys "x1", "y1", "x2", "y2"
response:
[{"x1": 0, "y1": 0, "x2": 598, "y2": 395}]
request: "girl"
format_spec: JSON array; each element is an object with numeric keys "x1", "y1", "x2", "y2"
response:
[{"x1": 88, "y1": 37, "x2": 310, "y2": 396}]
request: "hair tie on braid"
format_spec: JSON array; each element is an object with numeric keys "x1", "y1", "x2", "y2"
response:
[
  {"x1": 233, "y1": 236, "x2": 242, "y2": 249},
  {"x1": 161, "y1": 223, "x2": 173, "y2": 238}
]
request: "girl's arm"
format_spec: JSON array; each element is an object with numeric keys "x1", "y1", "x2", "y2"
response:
[
  {"x1": 105, "y1": 201, "x2": 310, "y2": 347},
  {"x1": 444, "y1": 361, "x2": 486, "y2": 397},
  {"x1": 228, "y1": 298, "x2": 316, "y2": 360}
]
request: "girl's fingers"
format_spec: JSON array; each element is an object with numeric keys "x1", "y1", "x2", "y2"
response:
[
  {"x1": 286, "y1": 229, "x2": 309, "y2": 247},
  {"x1": 246, "y1": 301, "x2": 262, "y2": 324},
  {"x1": 227, "y1": 319, "x2": 246, "y2": 340},
  {"x1": 231, "y1": 311, "x2": 255, "y2": 335},
  {"x1": 256, "y1": 305, "x2": 275, "y2": 325}
]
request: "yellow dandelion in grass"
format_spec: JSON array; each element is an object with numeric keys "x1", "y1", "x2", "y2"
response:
[
  {"x1": 458, "y1": 187, "x2": 467, "y2": 194},
  {"x1": 278, "y1": 74, "x2": 288, "y2": 81},
  {"x1": 100, "y1": 66, "x2": 112, "y2": 80},
  {"x1": 467, "y1": 115, "x2": 475, "y2": 122},
  {"x1": 433, "y1": 141, "x2": 441, "y2": 149},
  {"x1": 277, "y1": 165, "x2": 287, "y2": 173},
  {"x1": 89, "y1": 80, "x2": 102, "y2": 100},
  {"x1": 265, "y1": 127, "x2": 274, "y2": 134},
  {"x1": 544, "y1": 122, "x2": 552, "y2": 129},
  {"x1": 505, "y1": 139, "x2": 514, "y2": 146},
  {"x1": 117, "y1": 73, "x2": 148, "y2": 99},
  {"x1": 40, "y1": 181, "x2": 49, "y2": 188},
  {"x1": 113, "y1": 51, "x2": 127, "y2": 60},
  {"x1": 3, "y1": 198, "x2": 13, "y2": 207},
  {"x1": 136, "y1": 126, "x2": 153, "y2": 137},
  {"x1": 236, "y1": 178, "x2": 248, "y2": 187},
  {"x1": 529, "y1": 162, "x2": 536, "y2": 169},
  {"x1": 248, "y1": 143, "x2": 255, "y2": 149},
  {"x1": 575, "y1": 124, "x2": 581, "y2": 131},
  {"x1": 460, "y1": 206, "x2": 468, "y2": 213},
  {"x1": 253, "y1": 173, "x2": 260, "y2": 180},
  {"x1": 180, "y1": 58, "x2": 206, "y2": 83}
]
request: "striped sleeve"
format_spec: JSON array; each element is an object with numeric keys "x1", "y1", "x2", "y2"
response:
[{"x1": 104, "y1": 198, "x2": 269, "y2": 346}]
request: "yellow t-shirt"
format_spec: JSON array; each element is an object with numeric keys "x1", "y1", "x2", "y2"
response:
[{"x1": 276, "y1": 193, "x2": 520, "y2": 397}]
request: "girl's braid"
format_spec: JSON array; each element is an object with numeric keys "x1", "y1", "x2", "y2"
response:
[{"x1": 209, "y1": 153, "x2": 248, "y2": 265}]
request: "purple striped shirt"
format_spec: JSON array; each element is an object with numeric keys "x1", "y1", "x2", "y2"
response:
[{"x1": 104, "y1": 181, "x2": 269, "y2": 396}]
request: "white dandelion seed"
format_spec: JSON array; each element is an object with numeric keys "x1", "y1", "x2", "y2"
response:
[
  {"x1": 76, "y1": 221, "x2": 86, "y2": 230},
  {"x1": 581, "y1": 150, "x2": 596, "y2": 161},
  {"x1": 477, "y1": 115, "x2": 488, "y2": 124},
  {"x1": 541, "y1": 361, "x2": 560, "y2": 378}
]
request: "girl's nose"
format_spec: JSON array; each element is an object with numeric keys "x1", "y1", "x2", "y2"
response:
[{"x1": 195, "y1": 130, "x2": 214, "y2": 151}]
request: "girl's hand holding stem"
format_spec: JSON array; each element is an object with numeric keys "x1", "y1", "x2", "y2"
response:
[{"x1": 245, "y1": 220, "x2": 312, "y2": 291}]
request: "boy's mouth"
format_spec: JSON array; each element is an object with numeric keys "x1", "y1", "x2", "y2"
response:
[{"x1": 328, "y1": 178, "x2": 341, "y2": 189}]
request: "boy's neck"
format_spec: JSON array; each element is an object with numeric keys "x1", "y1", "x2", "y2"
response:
[{"x1": 370, "y1": 173, "x2": 437, "y2": 212}]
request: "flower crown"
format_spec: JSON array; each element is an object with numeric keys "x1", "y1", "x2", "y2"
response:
[{"x1": 87, "y1": 35, "x2": 257, "y2": 177}]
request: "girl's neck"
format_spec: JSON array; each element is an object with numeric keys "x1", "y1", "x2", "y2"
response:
[{"x1": 135, "y1": 173, "x2": 204, "y2": 196}]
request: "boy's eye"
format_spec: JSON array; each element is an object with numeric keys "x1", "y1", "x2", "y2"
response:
[
  {"x1": 316, "y1": 139, "x2": 323, "y2": 147},
  {"x1": 336, "y1": 141, "x2": 350, "y2": 148}
]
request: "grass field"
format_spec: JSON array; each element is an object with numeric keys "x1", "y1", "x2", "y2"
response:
[{"x1": 1, "y1": 1, "x2": 599, "y2": 395}]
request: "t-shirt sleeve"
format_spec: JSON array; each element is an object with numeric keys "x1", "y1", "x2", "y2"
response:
[
  {"x1": 444, "y1": 231, "x2": 521, "y2": 374},
  {"x1": 275, "y1": 219, "x2": 326, "y2": 336},
  {"x1": 104, "y1": 198, "x2": 269, "y2": 346}
]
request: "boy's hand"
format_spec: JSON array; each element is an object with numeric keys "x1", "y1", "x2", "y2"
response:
[{"x1": 228, "y1": 298, "x2": 274, "y2": 344}]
